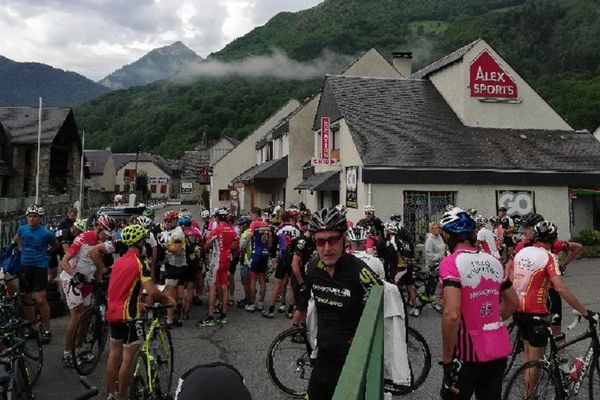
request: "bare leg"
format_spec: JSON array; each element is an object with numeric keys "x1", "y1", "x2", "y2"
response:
[{"x1": 118, "y1": 343, "x2": 141, "y2": 400}]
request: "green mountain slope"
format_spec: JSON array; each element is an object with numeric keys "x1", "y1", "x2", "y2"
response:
[{"x1": 76, "y1": 0, "x2": 600, "y2": 158}]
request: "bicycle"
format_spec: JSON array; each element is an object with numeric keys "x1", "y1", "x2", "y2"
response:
[
  {"x1": 503, "y1": 312, "x2": 600, "y2": 400},
  {"x1": 0, "y1": 336, "x2": 34, "y2": 400},
  {"x1": 411, "y1": 264, "x2": 443, "y2": 314},
  {"x1": 503, "y1": 320, "x2": 524, "y2": 379},
  {"x1": 129, "y1": 304, "x2": 174, "y2": 400},
  {"x1": 70, "y1": 280, "x2": 109, "y2": 376},
  {"x1": 383, "y1": 326, "x2": 432, "y2": 395}
]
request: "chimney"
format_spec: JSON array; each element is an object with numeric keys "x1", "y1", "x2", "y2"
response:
[{"x1": 392, "y1": 51, "x2": 413, "y2": 78}]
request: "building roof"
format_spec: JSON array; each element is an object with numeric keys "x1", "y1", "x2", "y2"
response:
[
  {"x1": 84, "y1": 149, "x2": 112, "y2": 175},
  {"x1": 180, "y1": 149, "x2": 210, "y2": 182},
  {"x1": 233, "y1": 156, "x2": 288, "y2": 184},
  {"x1": 112, "y1": 152, "x2": 172, "y2": 175},
  {"x1": 294, "y1": 171, "x2": 339, "y2": 191},
  {"x1": 316, "y1": 74, "x2": 600, "y2": 173},
  {"x1": 410, "y1": 39, "x2": 480, "y2": 79},
  {"x1": 0, "y1": 107, "x2": 73, "y2": 145}
]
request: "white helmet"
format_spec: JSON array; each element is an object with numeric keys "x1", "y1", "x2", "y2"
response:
[
  {"x1": 26, "y1": 204, "x2": 45, "y2": 216},
  {"x1": 136, "y1": 216, "x2": 153, "y2": 228},
  {"x1": 475, "y1": 215, "x2": 488, "y2": 225},
  {"x1": 335, "y1": 204, "x2": 347, "y2": 215},
  {"x1": 201, "y1": 210, "x2": 210, "y2": 219},
  {"x1": 363, "y1": 204, "x2": 375, "y2": 213},
  {"x1": 384, "y1": 221, "x2": 399, "y2": 234}
]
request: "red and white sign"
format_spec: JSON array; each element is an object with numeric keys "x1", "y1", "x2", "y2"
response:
[
  {"x1": 321, "y1": 116, "x2": 330, "y2": 159},
  {"x1": 470, "y1": 50, "x2": 518, "y2": 99},
  {"x1": 311, "y1": 157, "x2": 339, "y2": 166}
]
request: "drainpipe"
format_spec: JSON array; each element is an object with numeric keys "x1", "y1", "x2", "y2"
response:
[{"x1": 368, "y1": 183, "x2": 372, "y2": 205}]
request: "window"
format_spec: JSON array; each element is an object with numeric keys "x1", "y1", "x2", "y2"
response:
[
  {"x1": 266, "y1": 142, "x2": 273, "y2": 161},
  {"x1": 160, "y1": 185, "x2": 167, "y2": 194},
  {"x1": 115, "y1": 185, "x2": 120, "y2": 192},
  {"x1": 124, "y1": 169, "x2": 136, "y2": 180},
  {"x1": 218, "y1": 190, "x2": 230, "y2": 201},
  {"x1": 403, "y1": 191, "x2": 456, "y2": 242},
  {"x1": 150, "y1": 184, "x2": 157, "y2": 194}
]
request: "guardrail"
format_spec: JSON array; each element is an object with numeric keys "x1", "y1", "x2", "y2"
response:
[{"x1": 333, "y1": 284, "x2": 384, "y2": 400}]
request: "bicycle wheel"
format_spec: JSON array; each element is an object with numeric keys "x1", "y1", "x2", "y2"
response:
[
  {"x1": 589, "y1": 354, "x2": 600, "y2": 400},
  {"x1": 266, "y1": 327, "x2": 313, "y2": 399},
  {"x1": 14, "y1": 357, "x2": 35, "y2": 400},
  {"x1": 151, "y1": 327, "x2": 174, "y2": 398},
  {"x1": 503, "y1": 322, "x2": 522, "y2": 379},
  {"x1": 129, "y1": 353, "x2": 151, "y2": 400},
  {"x1": 72, "y1": 307, "x2": 103, "y2": 376},
  {"x1": 503, "y1": 360, "x2": 562, "y2": 400},
  {"x1": 22, "y1": 331, "x2": 43, "y2": 385},
  {"x1": 385, "y1": 327, "x2": 431, "y2": 395}
]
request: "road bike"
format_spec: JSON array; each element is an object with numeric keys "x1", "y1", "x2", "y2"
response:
[
  {"x1": 129, "y1": 304, "x2": 174, "y2": 400},
  {"x1": 503, "y1": 312, "x2": 600, "y2": 400},
  {"x1": 383, "y1": 326, "x2": 431, "y2": 395},
  {"x1": 0, "y1": 336, "x2": 34, "y2": 400},
  {"x1": 411, "y1": 264, "x2": 443, "y2": 314}
]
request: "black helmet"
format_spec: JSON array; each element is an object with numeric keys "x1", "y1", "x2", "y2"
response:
[
  {"x1": 521, "y1": 212, "x2": 544, "y2": 228},
  {"x1": 308, "y1": 207, "x2": 348, "y2": 233},
  {"x1": 533, "y1": 221, "x2": 558, "y2": 242}
]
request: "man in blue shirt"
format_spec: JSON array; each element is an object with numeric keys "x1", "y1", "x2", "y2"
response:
[{"x1": 16, "y1": 204, "x2": 59, "y2": 343}]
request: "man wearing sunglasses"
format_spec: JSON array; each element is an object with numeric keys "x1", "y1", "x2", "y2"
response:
[{"x1": 301, "y1": 207, "x2": 381, "y2": 400}]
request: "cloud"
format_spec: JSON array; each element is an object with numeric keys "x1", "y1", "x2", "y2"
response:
[{"x1": 172, "y1": 48, "x2": 358, "y2": 82}]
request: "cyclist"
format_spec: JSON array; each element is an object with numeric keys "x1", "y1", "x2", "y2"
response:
[
  {"x1": 16, "y1": 204, "x2": 59, "y2": 344},
  {"x1": 425, "y1": 221, "x2": 446, "y2": 268},
  {"x1": 180, "y1": 213, "x2": 202, "y2": 320},
  {"x1": 106, "y1": 224, "x2": 175, "y2": 400},
  {"x1": 158, "y1": 210, "x2": 186, "y2": 327},
  {"x1": 174, "y1": 362, "x2": 252, "y2": 400},
  {"x1": 198, "y1": 209, "x2": 239, "y2": 326},
  {"x1": 244, "y1": 207, "x2": 271, "y2": 312},
  {"x1": 59, "y1": 214, "x2": 115, "y2": 367},
  {"x1": 474, "y1": 215, "x2": 500, "y2": 260},
  {"x1": 289, "y1": 225, "x2": 316, "y2": 327},
  {"x1": 300, "y1": 207, "x2": 381, "y2": 400},
  {"x1": 512, "y1": 220, "x2": 591, "y2": 393},
  {"x1": 236, "y1": 216, "x2": 252, "y2": 308},
  {"x1": 439, "y1": 207, "x2": 518, "y2": 400},
  {"x1": 347, "y1": 226, "x2": 385, "y2": 280}
]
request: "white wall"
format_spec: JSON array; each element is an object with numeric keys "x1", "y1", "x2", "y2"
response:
[
  {"x1": 571, "y1": 196, "x2": 594, "y2": 237},
  {"x1": 430, "y1": 39, "x2": 572, "y2": 131},
  {"x1": 343, "y1": 48, "x2": 402, "y2": 79},
  {"x1": 115, "y1": 161, "x2": 171, "y2": 199}
]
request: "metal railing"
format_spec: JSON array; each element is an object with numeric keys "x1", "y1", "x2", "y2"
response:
[{"x1": 333, "y1": 285, "x2": 384, "y2": 400}]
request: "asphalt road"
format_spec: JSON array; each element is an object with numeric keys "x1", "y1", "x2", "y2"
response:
[{"x1": 31, "y1": 204, "x2": 600, "y2": 399}]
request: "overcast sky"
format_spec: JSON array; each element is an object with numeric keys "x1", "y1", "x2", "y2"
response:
[{"x1": 0, "y1": 0, "x2": 323, "y2": 81}]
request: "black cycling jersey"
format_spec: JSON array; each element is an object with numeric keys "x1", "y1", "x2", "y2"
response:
[
  {"x1": 304, "y1": 252, "x2": 381, "y2": 358},
  {"x1": 289, "y1": 236, "x2": 316, "y2": 279},
  {"x1": 356, "y1": 217, "x2": 384, "y2": 238}
]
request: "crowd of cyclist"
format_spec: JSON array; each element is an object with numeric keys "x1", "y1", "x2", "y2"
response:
[{"x1": 1, "y1": 199, "x2": 599, "y2": 400}]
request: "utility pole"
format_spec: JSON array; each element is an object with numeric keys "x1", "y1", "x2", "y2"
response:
[{"x1": 133, "y1": 145, "x2": 141, "y2": 193}]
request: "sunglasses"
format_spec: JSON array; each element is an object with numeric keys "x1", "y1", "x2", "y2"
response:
[{"x1": 315, "y1": 235, "x2": 342, "y2": 247}]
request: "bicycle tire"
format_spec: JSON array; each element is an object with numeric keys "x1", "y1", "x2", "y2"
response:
[
  {"x1": 22, "y1": 330, "x2": 43, "y2": 385},
  {"x1": 129, "y1": 352, "x2": 151, "y2": 400},
  {"x1": 151, "y1": 327, "x2": 174, "y2": 398},
  {"x1": 266, "y1": 327, "x2": 313, "y2": 399},
  {"x1": 503, "y1": 360, "x2": 562, "y2": 400},
  {"x1": 71, "y1": 307, "x2": 104, "y2": 376},
  {"x1": 503, "y1": 322, "x2": 522, "y2": 379},
  {"x1": 384, "y1": 326, "x2": 431, "y2": 395},
  {"x1": 589, "y1": 353, "x2": 600, "y2": 400},
  {"x1": 15, "y1": 356, "x2": 35, "y2": 400}
]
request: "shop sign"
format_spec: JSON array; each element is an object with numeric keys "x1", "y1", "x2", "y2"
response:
[
  {"x1": 311, "y1": 157, "x2": 339, "y2": 166},
  {"x1": 496, "y1": 190, "x2": 535, "y2": 216},
  {"x1": 148, "y1": 176, "x2": 169, "y2": 184},
  {"x1": 470, "y1": 50, "x2": 518, "y2": 99},
  {"x1": 345, "y1": 166, "x2": 358, "y2": 209},
  {"x1": 181, "y1": 182, "x2": 193, "y2": 194},
  {"x1": 321, "y1": 116, "x2": 330, "y2": 159}
]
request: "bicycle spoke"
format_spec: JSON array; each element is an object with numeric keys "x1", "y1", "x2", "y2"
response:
[{"x1": 267, "y1": 328, "x2": 312, "y2": 398}]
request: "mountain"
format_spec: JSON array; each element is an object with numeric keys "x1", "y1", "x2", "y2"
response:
[
  {"x1": 76, "y1": 0, "x2": 600, "y2": 158},
  {"x1": 0, "y1": 55, "x2": 109, "y2": 107},
  {"x1": 98, "y1": 41, "x2": 203, "y2": 90}
]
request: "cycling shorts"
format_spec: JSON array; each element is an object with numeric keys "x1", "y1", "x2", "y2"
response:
[
  {"x1": 441, "y1": 358, "x2": 506, "y2": 400},
  {"x1": 547, "y1": 288, "x2": 562, "y2": 326},
  {"x1": 513, "y1": 312, "x2": 549, "y2": 348},
  {"x1": 165, "y1": 264, "x2": 185, "y2": 287},
  {"x1": 274, "y1": 259, "x2": 291, "y2": 280},
  {"x1": 229, "y1": 255, "x2": 240, "y2": 275},
  {"x1": 18, "y1": 266, "x2": 48, "y2": 293},
  {"x1": 61, "y1": 279, "x2": 93, "y2": 310},
  {"x1": 206, "y1": 263, "x2": 228, "y2": 286},
  {"x1": 109, "y1": 320, "x2": 144, "y2": 346},
  {"x1": 396, "y1": 264, "x2": 414, "y2": 286},
  {"x1": 240, "y1": 265, "x2": 250, "y2": 280},
  {"x1": 183, "y1": 262, "x2": 200, "y2": 284},
  {"x1": 307, "y1": 355, "x2": 345, "y2": 400},
  {"x1": 249, "y1": 255, "x2": 269, "y2": 274}
]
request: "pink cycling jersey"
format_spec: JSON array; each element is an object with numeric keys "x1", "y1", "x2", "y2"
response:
[{"x1": 440, "y1": 246, "x2": 512, "y2": 362}]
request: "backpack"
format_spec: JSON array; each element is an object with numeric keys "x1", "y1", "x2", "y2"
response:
[{"x1": 0, "y1": 242, "x2": 21, "y2": 275}]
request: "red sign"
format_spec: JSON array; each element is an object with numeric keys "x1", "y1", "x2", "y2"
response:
[
  {"x1": 311, "y1": 157, "x2": 340, "y2": 166},
  {"x1": 470, "y1": 50, "x2": 518, "y2": 99},
  {"x1": 321, "y1": 117, "x2": 330, "y2": 159}
]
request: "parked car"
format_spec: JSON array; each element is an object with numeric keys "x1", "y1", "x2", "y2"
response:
[{"x1": 87, "y1": 206, "x2": 148, "y2": 227}]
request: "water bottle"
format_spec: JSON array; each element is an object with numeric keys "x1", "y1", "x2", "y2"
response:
[
  {"x1": 570, "y1": 357, "x2": 584, "y2": 382},
  {"x1": 99, "y1": 304, "x2": 106, "y2": 321}
]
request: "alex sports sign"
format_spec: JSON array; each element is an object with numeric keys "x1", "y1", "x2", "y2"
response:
[{"x1": 470, "y1": 50, "x2": 518, "y2": 99}]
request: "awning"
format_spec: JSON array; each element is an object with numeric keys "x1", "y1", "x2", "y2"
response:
[
  {"x1": 295, "y1": 171, "x2": 340, "y2": 191},
  {"x1": 234, "y1": 156, "x2": 288, "y2": 184},
  {"x1": 571, "y1": 186, "x2": 600, "y2": 195}
]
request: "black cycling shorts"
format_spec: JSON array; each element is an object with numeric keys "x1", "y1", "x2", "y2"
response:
[
  {"x1": 165, "y1": 264, "x2": 185, "y2": 286},
  {"x1": 513, "y1": 312, "x2": 549, "y2": 348},
  {"x1": 547, "y1": 288, "x2": 562, "y2": 326},
  {"x1": 183, "y1": 261, "x2": 200, "y2": 283},
  {"x1": 109, "y1": 320, "x2": 144, "y2": 346},
  {"x1": 19, "y1": 266, "x2": 48, "y2": 293},
  {"x1": 441, "y1": 358, "x2": 506, "y2": 400},
  {"x1": 274, "y1": 259, "x2": 291, "y2": 280},
  {"x1": 307, "y1": 355, "x2": 346, "y2": 400},
  {"x1": 396, "y1": 264, "x2": 414, "y2": 286}
]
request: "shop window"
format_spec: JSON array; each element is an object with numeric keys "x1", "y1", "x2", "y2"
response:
[
  {"x1": 150, "y1": 184, "x2": 157, "y2": 194},
  {"x1": 218, "y1": 190, "x2": 230, "y2": 201},
  {"x1": 124, "y1": 169, "x2": 136, "y2": 180},
  {"x1": 160, "y1": 185, "x2": 167, "y2": 194},
  {"x1": 403, "y1": 191, "x2": 456, "y2": 242}
]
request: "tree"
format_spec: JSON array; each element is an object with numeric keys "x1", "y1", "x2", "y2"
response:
[{"x1": 135, "y1": 172, "x2": 151, "y2": 202}]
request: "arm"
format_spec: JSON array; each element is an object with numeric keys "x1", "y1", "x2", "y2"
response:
[
  {"x1": 291, "y1": 254, "x2": 304, "y2": 284},
  {"x1": 550, "y1": 276, "x2": 588, "y2": 318},
  {"x1": 560, "y1": 241, "x2": 583, "y2": 270},
  {"x1": 425, "y1": 238, "x2": 434, "y2": 265},
  {"x1": 89, "y1": 243, "x2": 109, "y2": 277},
  {"x1": 60, "y1": 251, "x2": 77, "y2": 276},
  {"x1": 441, "y1": 285, "x2": 461, "y2": 363},
  {"x1": 141, "y1": 279, "x2": 175, "y2": 305},
  {"x1": 500, "y1": 285, "x2": 518, "y2": 320}
]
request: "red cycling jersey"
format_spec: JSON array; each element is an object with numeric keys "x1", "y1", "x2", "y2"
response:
[
  {"x1": 513, "y1": 243, "x2": 561, "y2": 314},
  {"x1": 206, "y1": 222, "x2": 238, "y2": 269},
  {"x1": 513, "y1": 238, "x2": 569, "y2": 257}
]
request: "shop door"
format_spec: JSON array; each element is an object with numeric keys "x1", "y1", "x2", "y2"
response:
[{"x1": 403, "y1": 191, "x2": 456, "y2": 243}]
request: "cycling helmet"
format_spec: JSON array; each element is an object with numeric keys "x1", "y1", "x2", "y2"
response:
[
  {"x1": 440, "y1": 207, "x2": 476, "y2": 234},
  {"x1": 142, "y1": 208, "x2": 155, "y2": 219},
  {"x1": 96, "y1": 214, "x2": 116, "y2": 232},
  {"x1": 73, "y1": 219, "x2": 87, "y2": 232},
  {"x1": 347, "y1": 226, "x2": 368, "y2": 242},
  {"x1": 211, "y1": 208, "x2": 220, "y2": 217},
  {"x1": 216, "y1": 208, "x2": 229, "y2": 220},
  {"x1": 489, "y1": 216, "x2": 499, "y2": 224},
  {"x1": 467, "y1": 208, "x2": 478, "y2": 217},
  {"x1": 157, "y1": 231, "x2": 169, "y2": 248},
  {"x1": 308, "y1": 207, "x2": 348, "y2": 233},
  {"x1": 201, "y1": 210, "x2": 210, "y2": 219},
  {"x1": 521, "y1": 212, "x2": 544, "y2": 227},
  {"x1": 236, "y1": 216, "x2": 251, "y2": 226},
  {"x1": 384, "y1": 221, "x2": 399, "y2": 234},
  {"x1": 533, "y1": 221, "x2": 558, "y2": 242},
  {"x1": 26, "y1": 204, "x2": 44, "y2": 216},
  {"x1": 179, "y1": 215, "x2": 192, "y2": 225},
  {"x1": 120, "y1": 224, "x2": 148, "y2": 246},
  {"x1": 475, "y1": 215, "x2": 489, "y2": 225},
  {"x1": 363, "y1": 204, "x2": 375, "y2": 213},
  {"x1": 335, "y1": 204, "x2": 347, "y2": 215},
  {"x1": 390, "y1": 214, "x2": 402, "y2": 222},
  {"x1": 164, "y1": 210, "x2": 179, "y2": 221},
  {"x1": 136, "y1": 215, "x2": 153, "y2": 228}
]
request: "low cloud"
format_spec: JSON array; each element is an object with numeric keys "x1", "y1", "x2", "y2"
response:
[{"x1": 172, "y1": 49, "x2": 358, "y2": 82}]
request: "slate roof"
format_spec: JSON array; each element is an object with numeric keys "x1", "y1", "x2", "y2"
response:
[
  {"x1": 316, "y1": 74, "x2": 600, "y2": 172},
  {"x1": 84, "y1": 149, "x2": 112, "y2": 175},
  {"x1": 295, "y1": 171, "x2": 339, "y2": 191},
  {"x1": 180, "y1": 149, "x2": 210, "y2": 182},
  {"x1": 112, "y1": 153, "x2": 172, "y2": 175},
  {"x1": 234, "y1": 156, "x2": 288, "y2": 183},
  {"x1": 410, "y1": 39, "x2": 479, "y2": 79},
  {"x1": 0, "y1": 107, "x2": 73, "y2": 144}
]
